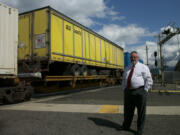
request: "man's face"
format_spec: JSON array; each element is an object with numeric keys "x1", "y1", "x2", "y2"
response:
[{"x1": 130, "y1": 53, "x2": 139, "y2": 65}]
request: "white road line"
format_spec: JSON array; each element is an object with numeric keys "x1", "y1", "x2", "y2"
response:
[
  {"x1": 0, "y1": 103, "x2": 102, "y2": 113},
  {"x1": 31, "y1": 95, "x2": 68, "y2": 103}
]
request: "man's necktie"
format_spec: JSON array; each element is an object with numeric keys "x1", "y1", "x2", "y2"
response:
[{"x1": 127, "y1": 66, "x2": 134, "y2": 89}]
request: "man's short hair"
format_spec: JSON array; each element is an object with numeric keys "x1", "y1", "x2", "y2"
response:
[{"x1": 130, "y1": 51, "x2": 138, "y2": 55}]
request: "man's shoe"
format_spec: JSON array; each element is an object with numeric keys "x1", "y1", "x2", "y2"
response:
[
  {"x1": 121, "y1": 125, "x2": 130, "y2": 130},
  {"x1": 136, "y1": 131, "x2": 142, "y2": 135}
]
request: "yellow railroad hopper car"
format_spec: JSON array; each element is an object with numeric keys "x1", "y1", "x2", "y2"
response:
[{"x1": 18, "y1": 6, "x2": 124, "y2": 77}]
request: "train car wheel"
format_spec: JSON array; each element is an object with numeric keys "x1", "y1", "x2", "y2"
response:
[
  {"x1": 80, "y1": 66, "x2": 88, "y2": 76},
  {"x1": 3, "y1": 89, "x2": 15, "y2": 104},
  {"x1": 71, "y1": 64, "x2": 80, "y2": 76},
  {"x1": 24, "y1": 86, "x2": 34, "y2": 101}
]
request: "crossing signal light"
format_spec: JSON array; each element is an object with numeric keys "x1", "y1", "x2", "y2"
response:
[
  {"x1": 155, "y1": 60, "x2": 158, "y2": 67},
  {"x1": 154, "y1": 51, "x2": 157, "y2": 57}
]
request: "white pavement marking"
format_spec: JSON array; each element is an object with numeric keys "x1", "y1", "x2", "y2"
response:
[
  {"x1": 119, "y1": 106, "x2": 180, "y2": 115},
  {"x1": 0, "y1": 103, "x2": 102, "y2": 113},
  {"x1": 146, "y1": 106, "x2": 180, "y2": 115},
  {"x1": 31, "y1": 95, "x2": 68, "y2": 103},
  {"x1": 1, "y1": 103, "x2": 180, "y2": 115}
]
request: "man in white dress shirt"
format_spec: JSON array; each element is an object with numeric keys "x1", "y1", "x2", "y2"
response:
[{"x1": 122, "y1": 51, "x2": 153, "y2": 135}]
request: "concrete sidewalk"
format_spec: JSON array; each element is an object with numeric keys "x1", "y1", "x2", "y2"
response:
[
  {"x1": 1, "y1": 103, "x2": 180, "y2": 115},
  {"x1": 152, "y1": 83, "x2": 180, "y2": 91}
]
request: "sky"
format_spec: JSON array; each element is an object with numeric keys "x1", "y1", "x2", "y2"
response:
[{"x1": 1, "y1": 0, "x2": 180, "y2": 69}]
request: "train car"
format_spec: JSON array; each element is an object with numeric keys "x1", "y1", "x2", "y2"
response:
[
  {"x1": 0, "y1": 2, "x2": 18, "y2": 76},
  {"x1": 18, "y1": 6, "x2": 124, "y2": 79},
  {"x1": 0, "y1": 4, "x2": 124, "y2": 102},
  {"x1": 0, "y1": 2, "x2": 35, "y2": 103},
  {"x1": 139, "y1": 59, "x2": 144, "y2": 64}
]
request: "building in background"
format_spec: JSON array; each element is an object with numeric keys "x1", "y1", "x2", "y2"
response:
[{"x1": 124, "y1": 52, "x2": 131, "y2": 68}]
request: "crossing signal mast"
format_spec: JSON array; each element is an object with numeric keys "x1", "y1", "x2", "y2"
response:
[{"x1": 157, "y1": 23, "x2": 180, "y2": 85}]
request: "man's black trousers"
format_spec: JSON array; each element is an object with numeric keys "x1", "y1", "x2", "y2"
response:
[{"x1": 123, "y1": 86, "x2": 147, "y2": 134}]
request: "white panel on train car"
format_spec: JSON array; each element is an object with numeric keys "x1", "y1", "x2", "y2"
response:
[{"x1": 0, "y1": 2, "x2": 18, "y2": 75}]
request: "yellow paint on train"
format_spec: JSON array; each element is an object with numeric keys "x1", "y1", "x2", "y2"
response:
[
  {"x1": 74, "y1": 25, "x2": 82, "y2": 63},
  {"x1": 82, "y1": 30, "x2": 86, "y2": 64},
  {"x1": 18, "y1": 7, "x2": 124, "y2": 69},
  {"x1": 64, "y1": 20, "x2": 74, "y2": 63},
  {"x1": 85, "y1": 31, "x2": 90, "y2": 65},
  {"x1": 33, "y1": 9, "x2": 49, "y2": 57},
  {"x1": 18, "y1": 14, "x2": 31, "y2": 60},
  {"x1": 101, "y1": 40, "x2": 106, "y2": 67},
  {"x1": 51, "y1": 14, "x2": 63, "y2": 61},
  {"x1": 95, "y1": 37, "x2": 101, "y2": 67}
]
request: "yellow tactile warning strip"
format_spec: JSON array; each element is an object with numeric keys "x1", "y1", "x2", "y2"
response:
[
  {"x1": 150, "y1": 90, "x2": 180, "y2": 93},
  {"x1": 98, "y1": 105, "x2": 119, "y2": 113}
]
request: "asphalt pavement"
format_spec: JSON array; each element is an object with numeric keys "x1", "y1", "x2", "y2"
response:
[{"x1": 0, "y1": 85, "x2": 180, "y2": 135}]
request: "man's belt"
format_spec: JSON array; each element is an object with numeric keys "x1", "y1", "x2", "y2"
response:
[{"x1": 126, "y1": 86, "x2": 144, "y2": 90}]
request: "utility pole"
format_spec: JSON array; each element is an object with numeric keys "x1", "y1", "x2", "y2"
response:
[
  {"x1": 146, "y1": 45, "x2": 149, "y2": 66},
  {"x1": 158, "y1": 35, "x2": 164, "y2": 86}
]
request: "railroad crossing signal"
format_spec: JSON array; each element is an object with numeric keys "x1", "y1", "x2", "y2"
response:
[{"x1": 154, "y1": 51, "x2": 158, "y2": 67}]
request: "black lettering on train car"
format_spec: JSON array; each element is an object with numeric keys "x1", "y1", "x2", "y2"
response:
[
  {"x1": 66, "y1": 25, "x2": 71, "y2": 31},
  {"x1": 74, "y1": 29, "x2": 81, "y2": 35}
]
